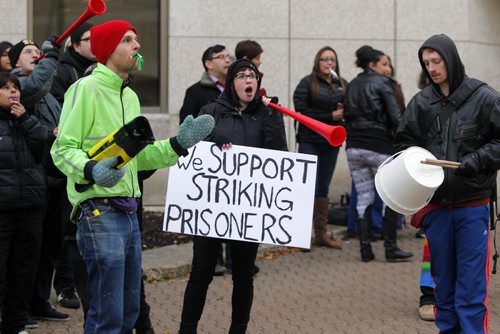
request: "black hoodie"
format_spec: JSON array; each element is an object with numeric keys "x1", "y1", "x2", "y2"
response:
[
  {"x1": 418, "y1": 34, "x2": 465, "y2": 95},
  {"x1": 395, "y1": 35, "x2": 500, "y2": 205},
  {"x1": 51, "y1": 47, "x2": 96, "y2": 104}
]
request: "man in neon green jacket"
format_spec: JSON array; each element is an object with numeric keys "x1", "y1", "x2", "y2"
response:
[{"x1": 50, "y1": 20, "x2": 213, "y2": 333}]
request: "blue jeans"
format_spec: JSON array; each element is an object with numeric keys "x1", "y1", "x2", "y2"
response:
[
  {"x1": 298, "y1": 142, "x2": 340, "y2": 198},
  {"x1": 76, "y1": 200, "x2": 142, "y2": 334}
]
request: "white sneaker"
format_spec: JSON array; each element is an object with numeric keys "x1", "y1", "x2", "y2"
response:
[
  {"x1": 18, "y1": 330, "x2": 29, "y2": 334},
  {"x1": 419, "y1": 304, "x2": 435, "y2": 321}
]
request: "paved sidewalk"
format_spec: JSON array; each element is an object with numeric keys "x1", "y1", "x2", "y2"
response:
[{"x1": 36, "y1": 226, "x2": 500, "y2": 333}]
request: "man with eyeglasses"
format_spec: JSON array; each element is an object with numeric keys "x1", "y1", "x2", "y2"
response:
[
  {"x1": 51, "y1": 22, "x2": 96, "y2": 104},
  {"x1": 179, "y1": 44, "x2": 231, "y2": 124},
  {"x1": 9, "y1": 37, "x2": 72, "y2": 324}
]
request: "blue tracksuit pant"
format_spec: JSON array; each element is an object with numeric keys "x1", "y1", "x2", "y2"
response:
[{"x1": 423, "y1": 205, "x2": 490, "y2": 334}]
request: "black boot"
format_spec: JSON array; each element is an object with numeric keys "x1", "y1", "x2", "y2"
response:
[
  {"x1": 358, "y1": 205, "x2": 374, "y2": 262},
  {"x1": 383, "y1": 208, "x2": 413, "y2": 262},
  {"x1": 179, "y1": 322, "x2": 197, "y2": 334},
  {"x1": 228, "y1": 322, "x2": 248, "y2": 334}
]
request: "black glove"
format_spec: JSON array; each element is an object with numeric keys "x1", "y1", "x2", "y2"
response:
[
  {"x1": 456, "y1": 152, "x2": 481, "y2": 177},
  {"x1": 41, "y1": 35, "x2": 60, "y2": 60},
  {"x1": 212, "y1": 133, "x2": 231, "y2": 149}
]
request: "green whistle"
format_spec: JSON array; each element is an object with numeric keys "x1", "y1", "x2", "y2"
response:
[{"x1": 131, "y1": 53, "x2": 144, "y2": 71}]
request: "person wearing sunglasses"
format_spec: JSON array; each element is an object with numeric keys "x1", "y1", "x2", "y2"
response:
[{"x1": 179, "y1": 59, "x2": 287, "y2": 334}]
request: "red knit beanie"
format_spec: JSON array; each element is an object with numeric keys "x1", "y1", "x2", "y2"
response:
[{"x1": 90, "y1": 20, "x2": 136, "y2": 64}]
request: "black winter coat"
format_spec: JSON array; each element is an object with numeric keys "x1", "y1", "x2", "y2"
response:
[
  {"x1": 199, "y1": 92, "x2": 288, "y2": 152},
  {"x1": 179, "y1": 72, "x2": 222, "y2": 124},
  {"x1": 0, "y1": 109, "x2": 47, "y2": 210},
  {"x1": 293, "y1": 74, "x2": 346, "y2": 144},
  {"x1": 344, "y1": 69, "x2": 401, "y2": 155},
  {"x1": 395, "y1": 77, "x2": 500, "y2": 205},
  {"x1": 51, "y1": 47, "x2": 95, "y2": 105}
]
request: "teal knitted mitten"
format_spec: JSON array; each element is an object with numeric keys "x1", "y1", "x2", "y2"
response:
[
  {"x1": 91, "y1": 157, "x2": 125, "y2": 188},
  {"x1": 177, "y1": 114, "x2": 215, "y2": 150}
]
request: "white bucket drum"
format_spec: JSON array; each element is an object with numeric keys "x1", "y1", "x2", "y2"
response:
[{"x1": 375, "y1": 146, "x2": 445, "y2": 215}]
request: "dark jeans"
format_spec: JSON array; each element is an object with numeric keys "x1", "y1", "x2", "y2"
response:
[
  {"x1": 54, "y1": 191, "x2": 77, "y2": 294},
  {"x1": 298, "y1": 142, "x2": 340, "y2": 197},
  {"x1": 30, "y1": 187, "x2": 68, "y2": 312},
  {"x1": 181, "y1": 237, "x2": 259, "y2": 327},
  {"x1": 53, "y1": 240, "x2": 76, "y2": 295},
  {"x1": 0, "y1": 209, "x2": 44, "y2": 334},
  {"x1": 66, "y1": 238, "x2": 89, "y2": 319}
]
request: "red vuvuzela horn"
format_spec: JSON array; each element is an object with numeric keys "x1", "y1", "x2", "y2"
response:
[
  {"x1": 38, "y1": 0, "x2": 106, "y2": 61},
  {"x1": 268, "y1": 102, "x2": 347, "y2": 147}
]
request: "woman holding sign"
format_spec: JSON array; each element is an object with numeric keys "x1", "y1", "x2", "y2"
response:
[{"x1": 178, "y1": 59, "x2": 287, "y2": 334}]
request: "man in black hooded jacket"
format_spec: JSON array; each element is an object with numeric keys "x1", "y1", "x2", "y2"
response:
[
  {"x1": 51, "y1": 22, "x2": 96, "y2": 104},
  {"x1": 394, "y1": 34, "x2": 500, "y2": 334}
]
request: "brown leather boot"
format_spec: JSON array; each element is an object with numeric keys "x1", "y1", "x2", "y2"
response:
[{"x1": 312, "y1": 197, "x2": 342, "y2": 249}]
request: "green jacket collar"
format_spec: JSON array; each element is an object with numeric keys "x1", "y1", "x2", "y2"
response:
[{"x1": 93, "y1": 63, "x2": 126, "y2": 89}]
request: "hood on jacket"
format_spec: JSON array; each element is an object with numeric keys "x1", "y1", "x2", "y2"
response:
[
  {"x1": 418, "y1": 34, "x2": 465, "y2": 95},
  {"x1": 60, "y1": 47, "x2": 95, "y2": 74},
  {"x1": 223, "y1": 59, "x2": 261, "y2": 108}
]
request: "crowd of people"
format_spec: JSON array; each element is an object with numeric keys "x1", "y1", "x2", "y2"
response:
[{"x1": 0, "y1": 16, "x2": 498, "y2": 334}]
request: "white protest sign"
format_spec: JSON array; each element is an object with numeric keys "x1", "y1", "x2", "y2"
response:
[{"x1": 163, "y1": 141, "x2": 317, "y2": 249}]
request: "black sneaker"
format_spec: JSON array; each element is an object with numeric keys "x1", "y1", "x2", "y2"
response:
[
  {"x1": 253, "y1": 264, "x2": 260, "y2": 275},
  {"x1": 213, "y1": 263, "x2": 225, "y2": 276},
  {"x1": 415, "y1": 229, "x2": 426, "y2": 239},
  {"x1": 57, "y1": 288, "x2": 81, "y2": 309},
  {"x1": 25, "y1": 317, "x2": 39, "y2": 329},
  {"x1": 31, "y1": 307, "x2": 70, "y2": 321}
]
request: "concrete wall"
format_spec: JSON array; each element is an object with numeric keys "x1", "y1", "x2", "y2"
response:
[
  {"x1": 1, "y1": 0, "x2": 499, "y2": 209},
  {"x1": 0, "y1": 1, "x2": 29, "y2": 43},
  {"x1": 143, "y1": 0, "x2": 499, "y2": 209}
]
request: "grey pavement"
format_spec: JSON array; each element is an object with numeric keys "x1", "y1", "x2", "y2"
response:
[{"x1": 36, "y1": 226, "x2": 500, "y2": 334}]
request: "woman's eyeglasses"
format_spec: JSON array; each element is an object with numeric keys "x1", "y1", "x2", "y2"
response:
[
  {"x1": 319, "y1": 57, "x2": 336, "y2": 63},
  {"x1": 234, "y1": 73, "x2": 257, "y2": 81}
]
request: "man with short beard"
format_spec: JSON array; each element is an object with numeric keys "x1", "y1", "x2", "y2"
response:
[{"x1": 395, "y1": 34, "x2": 500, "y2": 333}]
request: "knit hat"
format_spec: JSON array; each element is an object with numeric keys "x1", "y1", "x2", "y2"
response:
[
  {"x1": 8, "y1": 39, "x2": 39, "y2": 68},
  {"x1": 224, "y1": 59, "x2": 262, "y2": 106},
  {"x1": 70, "y1": 22, "x2": 93, "y2": 44},
  {"x1": 90, "y1": 20, "x2": 136, "y2": 64},
  {"x1": 226, "y1": 59, "x2": 261, "y2": 87},
  {"x1": 0, "y1": 41, "x2": 12, "y2": 56}
]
